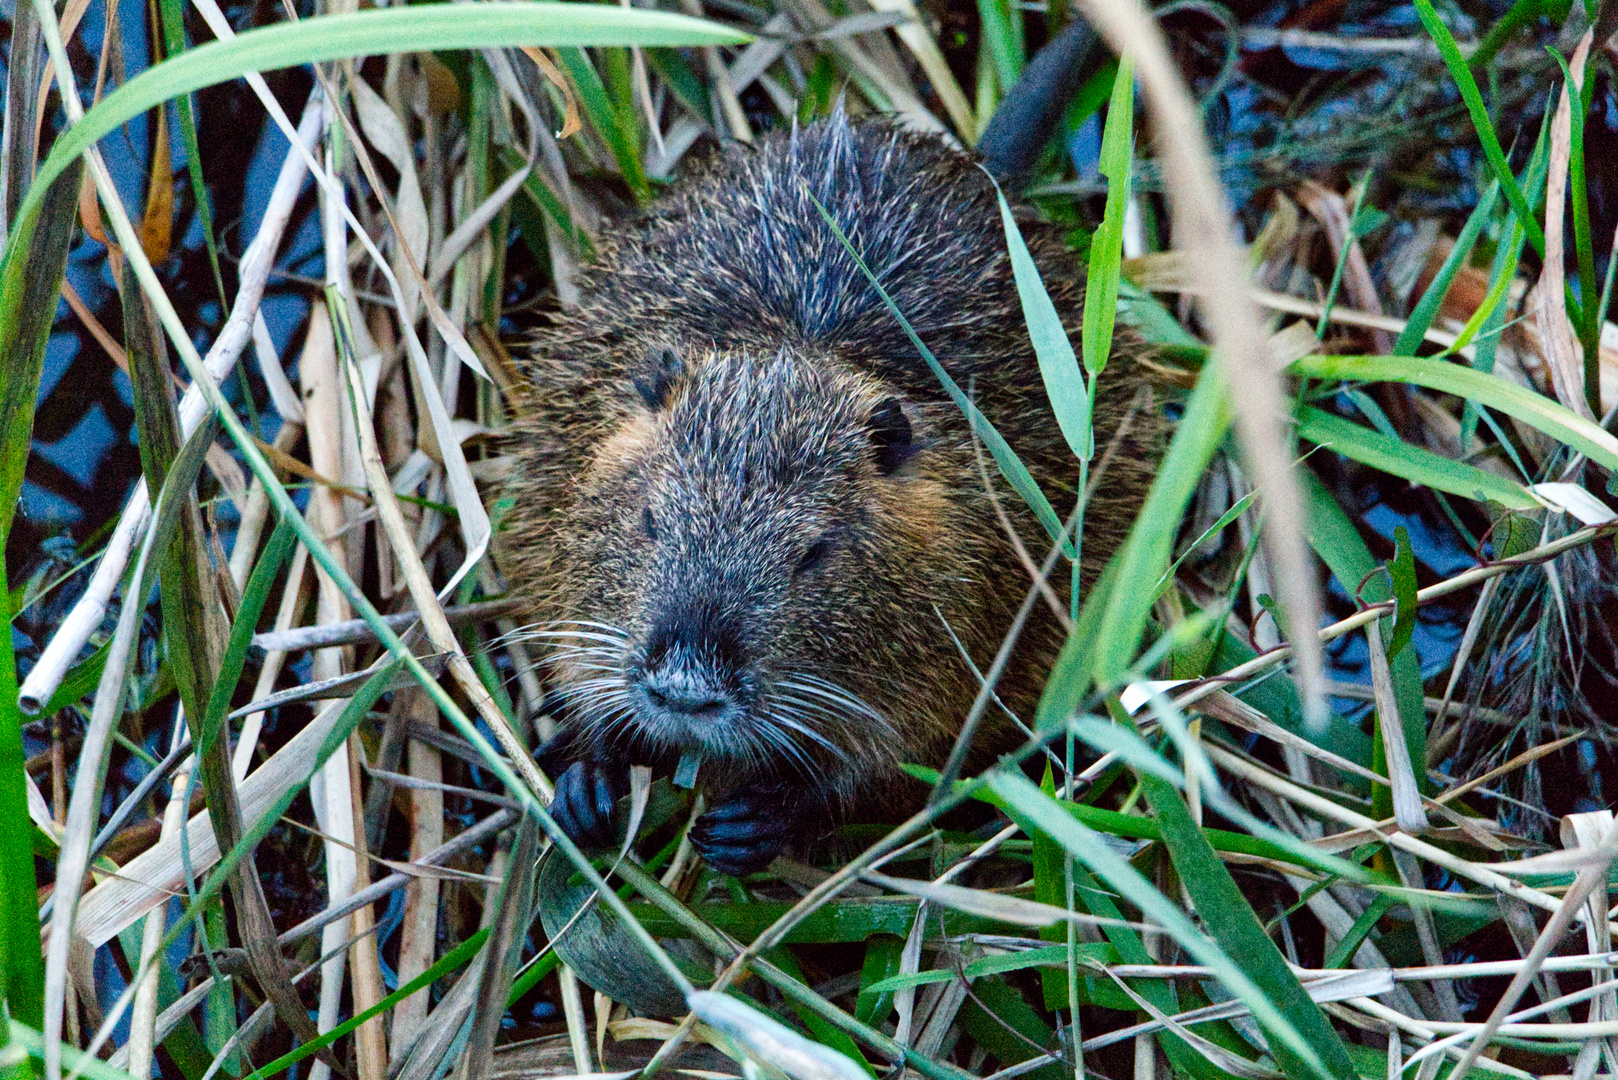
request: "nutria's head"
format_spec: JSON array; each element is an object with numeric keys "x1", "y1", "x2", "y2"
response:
[{"x1": 528, "y1": 344, "x2": 981, "y2": 796}]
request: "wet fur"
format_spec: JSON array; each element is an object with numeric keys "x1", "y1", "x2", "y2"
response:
[{"x1": 500, "y1": 111, "x2": 1160, "y2": 835}]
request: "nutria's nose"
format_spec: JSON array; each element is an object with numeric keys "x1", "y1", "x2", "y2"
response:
[
  {"x1": 632, "y1": 609, "x2": 744, "y2": 721},
  {"x1": 639, "y1": 675, "x2": 730, "y2": 718}
]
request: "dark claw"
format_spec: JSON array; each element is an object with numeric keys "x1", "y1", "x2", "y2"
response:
[
  {"x1": 550, "y1": 760, "x2": 628, "y2": 850},
  {"x1": 691, "y1": 782, "x2": 801, "y2": 876}
]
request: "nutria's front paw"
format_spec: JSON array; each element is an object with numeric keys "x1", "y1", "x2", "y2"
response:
[
  {"x1": 691, "y1": 784, "x2": 798, "y2": 876},
  {"x1": 550, "y1": 760, "x2": 628, "y2": 850}
]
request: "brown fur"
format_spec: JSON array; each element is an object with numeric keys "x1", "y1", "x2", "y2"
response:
[{"x1": 498, "y1": 113, "x2": 1160, "y2": 820}]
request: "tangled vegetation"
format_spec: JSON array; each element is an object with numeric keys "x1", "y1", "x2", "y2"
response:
[{"x1": 4, "y1": 0, "x2": 1618, "y2": 1079}]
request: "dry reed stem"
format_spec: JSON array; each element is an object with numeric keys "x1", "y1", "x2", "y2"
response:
[{"x1": 1072, "y1": 0, "x2": 1327, "y2": 737}]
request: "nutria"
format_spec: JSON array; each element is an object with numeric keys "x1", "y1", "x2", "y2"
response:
[{"x1": 500, "y1": 107, "x2": 1160, "y2": 875}]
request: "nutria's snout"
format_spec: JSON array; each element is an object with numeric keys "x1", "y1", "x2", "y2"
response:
[{"x1": 629, "y1": 607, "x2": 753, "y2": 736}]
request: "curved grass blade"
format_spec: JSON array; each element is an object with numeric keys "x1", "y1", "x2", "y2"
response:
[
  {"x1": 811, "y1": 195, "x2": 1074, "y2": 556},
  {"x1": 0, "y1": 161, "x2": 81, "y2": 1031},
  {"x1": 994, "y1": 186, "x2": 1090, "y2": 461},
  {"x1": 1081, "y1": 54, "x2": 1133, "y2": 382},
  {"x1": 1548, "y1": 48, "x2": 1601, "y2": 412},
  {"x1": 1289, "y1": 354, "x2": 1618, "y2": 470},
  {"x1": 4, "y1": 2, "x2": 747, "y2": 265},
  {"x1": 1393, "y1": 178, "x2": 1499, "y2": 357},
  {"x1": 1294, "y1": 406, "x2": 1539, "y2": 510},
  {"x1": 988, "y1": 771, "x2": 1340, "y2": 1080},
  {"x1": 1091, "y1": 356, "x2": 1230, "y2": 688},
  {"x1": 1411, "y1": 0, "x2": 1544, "y2": 259},
  {"x1": 1133, "y1": 771, "x2": 1363, "y2": 1080}
]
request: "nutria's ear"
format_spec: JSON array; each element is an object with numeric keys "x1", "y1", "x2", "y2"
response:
[
  {"x1": 867, "y1": 397, "x2": 915, "y2": 475},
  {"x1": 633, "y1": 347, "x2": 683, "y2": 410}
]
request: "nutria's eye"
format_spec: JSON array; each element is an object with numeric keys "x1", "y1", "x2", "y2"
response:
[
  {"x1": 633, "y1": 347, "x2": 683, "y2": 410},
  {"x1": 867, "y1": 397, "x2": 915, "y2": 475},
  {"x1": 796, "y1": 534, "x2": 835, "y2": 577},
  {"x1": 642, "y1": 506, "x2": 658, "y2": 540}
]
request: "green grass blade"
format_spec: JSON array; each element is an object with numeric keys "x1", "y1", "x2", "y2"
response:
[
  {"x1": 4, "y1": 2, "x2": 746, "y2": 261},
  {"x1": 9, "y1": 1020, "x2": 144, "y2": 1080},
  {"x1": 154, "y1": 0, "x2": 226, "y2": 305},
  {"x1": 0, "y1": 162, "x2": 81, "y2": 552},
  {"x1": 199, "y1": 516, "x2": 297, "y2": 758},
  {"x1": 1322, "y1": 894, "x2": 1393, "y2": 969},
  {"x1": 1411, "y1": 0, "x2": 1545, "y2": 259},
  {"x1": 1386, "y1": 525, "x2": 1417, "y2": 660},
  {"x1": 975, "y1": 0, "x2": 1023, "y2": 98},
  {"x1": 1294, "y1": 406, "x2": 1539, "y2": 509},
  {"x1": 1032, "y1": 549, "x2": 1119, "y2": 731},
  {"x1": 244, "y1": 931, "x2": 488, "y2": 1080},
  {"x1": 1393, "y1": 178, "x2": 1498, "y2": 356},
  {"x1": 1461, "y1": 114, "x2": 1550, "y2": 443},
  {"x1": 1134, "y1": 769, "x2": 1358, "y2": 1080},
  {"x1": 0, "y1": 158, "x2": 71, "y2": 1020},
  {"x1": 1314, "y1": 173, "x2": 1371, "y2": 338},
  {"x1": 1081, "y1": 55, "x2": 1133, "y2": 381},
  {"x1": 1548, "y1": 49, "x2": 1600, "y2": 412},
  {"x1": 811, "y1": 196, "x2": 1074, "y2": 556},
  {"x1": 1290, "y1": 353, "x2": 1618, "y2": 470},
  {"x1": 1467, "y1": 0, "x2": 1562, "y2": 70},
  {"x1": 555, "y1": 47, "x2": 649, "y2": 204},
  {"x1": 988, "y1": 771, "x2": 1338, "y2": 1080},
  {"x1": 994, "y1": 186, "x2": 1090, "y2": 460},
  {"x1": 1091, "y1": 356, "x2": 1230, "y2": 688},
  {"x1": 854, "y1": 936, "x2": 902, "y2": 1027},
  {"x1": 0, "y1": 563, "x2": 42, "y2": 1027}
]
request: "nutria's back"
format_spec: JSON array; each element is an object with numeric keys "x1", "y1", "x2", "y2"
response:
[{"x1": 501, "y1": 110, "x2": 1160, "y2": 874}]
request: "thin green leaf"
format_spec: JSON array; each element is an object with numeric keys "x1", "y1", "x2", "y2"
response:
[
  {"x1": 995, "y1": 186, "x2": 1090, "y2": 460},
  {"x1": 1133, "y1": 771, "x2": 1358, "y2": 1080},
  {"x1": 974, "y1": 0, "x2": 1022, "y2": 95},
  {"x1": 1032, "y1": 549, "x2": 1120, "y2": 732},
  {"x1": 555, "y1": 47, "x2": 649, "y2": 204},
  {"x1": 853, "y1": 936, "x2": 903, "y2": 1028},
  {"x1": 1548, "y1": 49, "x2": 1601, "y2": 412},
  {"x1": 1154, "y1": 489, "x2": 1258, "y2": 597},
  {"x1": 1092, "y1": 356, "x2": 1231, "y2": 688},
  {"x1": 1322, "y1": 894, "x2": 1393, "y2": 969},
  {"x1": 1316, "y1": 174, "x2": 1371, "y2": 337},
  {"x1": 1411, "y1": 0, "x2": 1545, "y2": 259},
  {"x1": 1081, "y1": 55, "x2": 1133, "y2": 381},
  {"x1": 1289, "y1": 354, "x2": 1618, "y2": 470},
  {"x1": 1462, "y1": 109, "x2": 1551, "y2": 444},
  {"x1": 1393, "y1": 179, "x2": 1499, "y2": 356},
  {"x1": 810, "y1": 195, "x2": 1074, "y2": 555},
  {"x1": 199, "y1": 517, "x2": 297, "y2": 759},
  {"x1": 989, "y1": 772, "x2": 1340, "y2": 1080},
  {"x1": 1294, "y1": 406, "x2": 1539, "y2": 509},
  {"x1": 5, "y1": 2, "x2": 746, "y2": 266},
  {"x1": 0, "y1": 157, "x2": 77, "y2": 1017},
  {"x1": 1386, "y1": 525, "x2": 1417, "y2": 660}
]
